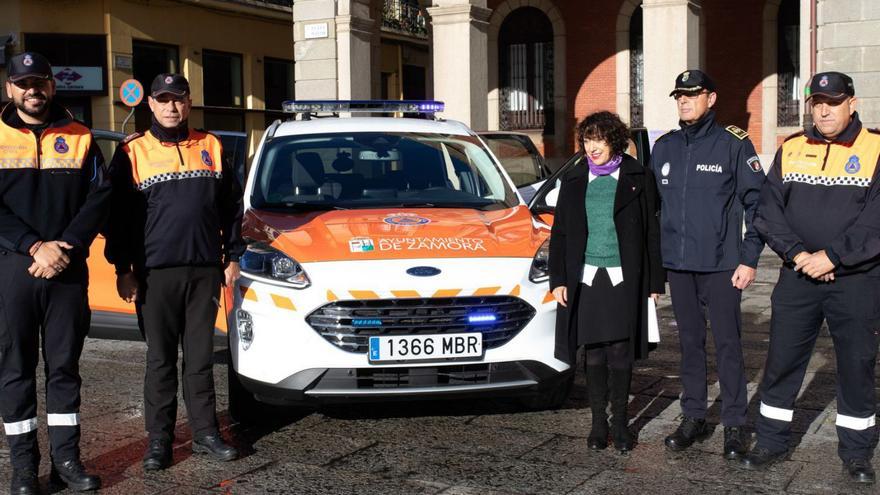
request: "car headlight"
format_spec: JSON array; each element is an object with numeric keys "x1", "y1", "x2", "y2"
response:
[
  {"x1": 240, "y1": 241, "x2": 311, "y2": 289},
  {"x1": 529, "y1": 239, "x2": 550, "y2": 283}
]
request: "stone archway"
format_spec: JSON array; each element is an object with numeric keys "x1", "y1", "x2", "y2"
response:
[
  {"x1": 487, "y1": 0, "x2": 565, "y2": 161},
  {"x1": 616, "y1": 0, "x2": 643, "y2": 126}
]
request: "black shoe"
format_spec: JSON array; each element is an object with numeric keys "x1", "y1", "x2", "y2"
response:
[
  {"x1": 10, "y1": 468, "x2": 39, "y2": 495},
  {"x1": 50, "y1": 458, "x2": 101, "y2": 491},
  {"x1": 844, "y1": 458, "x2": 876, "y2": 484},
  {"x1": 664, "y1": 416, "x2": 708, "y2": 451},
  {"x1": 739, "y1": 446, "x2": 788, "y2": 471},
  {"x1": 142, "y1": 439, "x2": 173, "y2": 471},
  {"x1": 722, "y1": 426, "x2": 749, "y2": 460},
  {"x1": 193, "y1": 434, "x2": 239, "y2": 462}
]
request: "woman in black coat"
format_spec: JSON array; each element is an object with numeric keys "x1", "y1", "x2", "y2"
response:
[{"x1": 548, "y1": 111, "x2": 665, "y2": 452}]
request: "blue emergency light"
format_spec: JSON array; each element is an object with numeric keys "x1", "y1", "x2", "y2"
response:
[
  {"x1": 467, "y1": 314, "x2": 498, "y2": 324},
  {"x1": 282, "y1": 100, "x2": 445, "y2": 115}
]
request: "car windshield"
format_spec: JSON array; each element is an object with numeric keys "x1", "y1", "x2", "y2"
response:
[
  {"x1": 482, "y1": 134, "x2": 543, "y2": 187},
  {"x1": 251, "y1": 132, "x2": 518, "y2": 211}
]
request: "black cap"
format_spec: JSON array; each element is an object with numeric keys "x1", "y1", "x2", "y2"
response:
[
  {"x1": 150, "y1": 73, "x2": 190, "y2": 97},
  {"x1": 7, "y1": 52, "x2": 53, "y2": 82},
  {"x1": 669, "y1": 69, "x2": 716, "y2": 97},
  {"x1": 805, "y1": 71, "x2": 854, "y2": 101}
]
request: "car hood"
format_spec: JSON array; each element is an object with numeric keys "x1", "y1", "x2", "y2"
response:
[{"x1": 242, "y1": 206, "x2": 548, "y2": 262}]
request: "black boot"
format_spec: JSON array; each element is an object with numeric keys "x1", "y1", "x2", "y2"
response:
[
  {"x1": 609, "y1": 366, "x2": 635, "y2": 452},
  {"x1": 10, "y1": 467, "x2": 39, "y2": 495},
  {"x1": 585, "y1": 364, "x2": 609, "y2": 450},
  {"x1": 722, "y1": 426, "x2": 749, "y2": 460},
  {"x1": 143, "y1": 438, "x2": 173, "y2": 471},
  {"x1": 664, "y1": 416, "x2": 709, "y2": 451},
  {"x1": 843, "y1": 458, "x2": 876, "y2": 484},
  {"x1": 50, "y1": 458, "x2": 101, "y2": 491},
  {"x1": 193, "y1": 433, "x2": 239, "y2": 461}
]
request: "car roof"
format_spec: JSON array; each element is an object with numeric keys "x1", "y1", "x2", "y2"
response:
[{"x1": 271, "y1": 117, "x2": 474, "y2": 138}]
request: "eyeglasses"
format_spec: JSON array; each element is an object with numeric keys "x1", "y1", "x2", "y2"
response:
[
  {"x1": 673, "y1": 91, "x2": 708, "y2": 102},
  {"x1": 11, "y1": 78, "x2": 51, "y2": 90}
]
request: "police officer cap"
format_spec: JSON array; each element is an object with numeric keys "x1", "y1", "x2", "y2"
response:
[
  {"x1": 805, "y1": 71, "x2": 854, "y2": 101},
  {"x1": 150, "y1": 73, "x2": 190, "y2": 98},
  {"x1": 6, "y1": 52, "x2": 53, "y2": 82},
  {"x1": 669, "y1": 69, "x2": 716, "y2": 97}
]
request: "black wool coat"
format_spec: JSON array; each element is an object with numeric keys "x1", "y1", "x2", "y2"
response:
[{"x1": 547, "y1": 155, "x2": 666, "y2": 364}]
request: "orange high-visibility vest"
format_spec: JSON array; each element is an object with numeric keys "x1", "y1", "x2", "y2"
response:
[
  {"x1": 0, "y1": 111, "x2": 92, "y2": 170},
  {"x1": 122, "y1": 130, "x2": 223, "y2": 191},
  {"x1": 781, "y1": 128, "x2": 880, "y2": 188}
]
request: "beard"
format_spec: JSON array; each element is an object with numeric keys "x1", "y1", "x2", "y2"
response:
[{"x1": 14, "y1": 93, "x2": 51, "y2": 120}]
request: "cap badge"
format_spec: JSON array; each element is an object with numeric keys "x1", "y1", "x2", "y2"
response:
[
  {"x1": 22, "y1": 54, "x2": 33, "y2": 67},
  {"x1": 819, "y1": 75, "x2": 829, "y2": 87},
  {"x1": 165, "y1": 76, "x2": 173, "y2": 84},
  {"x1": 681, "y1": 71, "x2": 690, "y2": 82}
]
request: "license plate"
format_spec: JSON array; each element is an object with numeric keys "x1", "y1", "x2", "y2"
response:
[{"x1": 368, "y1": 333, "x2": 482, "y2": 362}]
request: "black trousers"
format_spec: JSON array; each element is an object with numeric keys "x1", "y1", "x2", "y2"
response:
[
  {"x1": 0, "y1": 251, "x2": 90, "y2": 469},
  {"x1": 137, "y1": 266, "x2": 222, "y2": 442},
  {"x1": 667, "y1": 269, "x2": 748, "y2": 426},
  {"x1": 756, "y1": 267, "x2": 879, "y2": 462}
]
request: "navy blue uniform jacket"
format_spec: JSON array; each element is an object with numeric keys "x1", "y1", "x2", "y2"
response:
[{"x1": 649, "y1": 110, "x2": 766, "y2": 271}]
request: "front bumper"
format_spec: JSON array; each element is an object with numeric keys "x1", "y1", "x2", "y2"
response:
[{"x1": 238, "y1": 360, "x2": 570, "y2": 405}]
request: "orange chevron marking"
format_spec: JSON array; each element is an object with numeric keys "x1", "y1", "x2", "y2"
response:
[
  {"x1": 349, "y1": 290, "x2": 380, "y2": 299},
  {"x1": 392, "y1": 290, "x2": 421, "y2": 298},
  {"x1": 473, "y1": 286, "x2": 501, "y2": 296},
  {"x1": 271, "y1": 294, "x2": 296, "y2": 311},
  {"x1": 326, "y1": 290, "x2": 338, "y2": 302},
  {"x1": 432, "y1": 289, "x2": 462, "y2": 297},
  {"x1": 508, "y1": 285, "x2": 521, "y2": 297}
]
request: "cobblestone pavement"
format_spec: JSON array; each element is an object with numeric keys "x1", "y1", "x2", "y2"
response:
[{"x1": 1, "y1": 250, "x2": 877, "y2": 494}]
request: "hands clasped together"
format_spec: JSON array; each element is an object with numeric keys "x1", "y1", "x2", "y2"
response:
[
  {"x1": 27, "y1": 240, "x2": 73, "y2": 279},
  {"x1": 793, "y1": 250, "x2": 836, "y2": 282}
]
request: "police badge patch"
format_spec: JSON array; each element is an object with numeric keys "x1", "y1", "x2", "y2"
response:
[
  {"x1": 747, "y1": 156, "x2": 762, "y2": 173},
  {"x1": 845, "y1": 155, "x2": 860, "y2": 174},
  {"x1": 54, "y1": 137, "x2": 69, "y2": 154},
  {"x1": 201, "y1": 150, "x2": 213, "y2": 166}
]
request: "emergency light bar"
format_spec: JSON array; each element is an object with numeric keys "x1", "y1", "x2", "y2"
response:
[{"x1": 282, "y1": 100, "x2": 445, "y2": 115}]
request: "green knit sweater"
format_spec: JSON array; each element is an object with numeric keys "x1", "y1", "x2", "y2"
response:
[{"x1": 584, "y1": 175, "x2": 621, "y2": 267}]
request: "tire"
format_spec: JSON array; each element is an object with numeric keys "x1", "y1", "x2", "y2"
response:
[{"x1": 519, "y1": 372, "x2": 574, "y2": 411}]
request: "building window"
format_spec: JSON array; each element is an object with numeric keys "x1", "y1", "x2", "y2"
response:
[
  {"x1": 777, "y1": 0, "x2": 800, "y2": 127},
  {"x1": 499, "y1": 7, "x2": 553, "y2": 133},
  {"x1": 629, "y1": 4, "x2": 644, "y2": 128},
  {"x1": 132, "y1": 40, "x2": 180, "y2": 132},
  {"x1": 264, "y1": 57, "x2": 293, "y2": 126},
  {"x1": 203, "y1": 49, "x2": 244, "y2": 132}
]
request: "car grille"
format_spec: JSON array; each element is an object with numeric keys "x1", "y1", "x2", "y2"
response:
[{"x1": 305, "y1": 295, "x2": 536, "y2": 354}]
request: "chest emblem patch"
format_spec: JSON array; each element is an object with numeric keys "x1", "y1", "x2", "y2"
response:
[
  {"x1": 53, "y1": 137, "x2": 69, "y2": 154},
  {"x1": 661, "y1": 162, "x2": 670, "y2": 177},
  {"x1": 845, "y1": 155, "x2": 860, "y2": 174},
  {"x1": 201, "y1": 150, "x2": 213, "y2": 166}
]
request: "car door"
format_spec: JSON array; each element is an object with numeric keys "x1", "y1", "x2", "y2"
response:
[
  {"x1": 480, "y1": 132, "x2": 551, "y2": 203},
  {"x1": 528, "y1": 128, "x2": 651, "y2": 225}
]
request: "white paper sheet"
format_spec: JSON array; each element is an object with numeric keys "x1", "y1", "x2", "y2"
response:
[{"x1": 647, "y1": 297, "x2": 660, "y2": 343}]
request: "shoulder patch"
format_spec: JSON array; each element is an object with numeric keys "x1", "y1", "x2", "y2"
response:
[
  {"x1": 725, "y1": 125, "x2": 749, "y2": 140},
  {"x1": 783, "y1": 130, "x2": 806, "y2": 143},
  {"x1": 121, "y1": 132, "x2": 143, "y2": 145}
]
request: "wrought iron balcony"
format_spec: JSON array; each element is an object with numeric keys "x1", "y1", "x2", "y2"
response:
[
  {"x1": 225, "y1": 0, "x2": 293, "y2": 10},
  {"x1": 382, "y1": 0, "x2": 428, "y2": 39}
]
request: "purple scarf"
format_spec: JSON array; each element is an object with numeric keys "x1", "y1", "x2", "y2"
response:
[{"x1": 587, "y1": 154, "x2": 623, "y2": 176}]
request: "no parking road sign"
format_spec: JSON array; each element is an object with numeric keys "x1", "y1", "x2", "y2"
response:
[{"x1": 119, "y1": 79, "x2": 144, "y2": 107}]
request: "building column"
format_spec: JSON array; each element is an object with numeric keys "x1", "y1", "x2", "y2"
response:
[
  {"x1": 293, "y1": 0, "x2": 374, "y2": 100},
  {"x1": 428, "y1": 0, "x2": 491, "y2": 130},
  {"x1": 642, "y1": 0, "x2": 702, "y2": 131}
]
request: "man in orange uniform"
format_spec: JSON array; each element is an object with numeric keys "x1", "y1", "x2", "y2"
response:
[
  {"x1": 105, "y1": 73, "x2": 244, "y2": 471},
  {"x1": 0, "y1": 52, "x2": 106, "y2": 493}
]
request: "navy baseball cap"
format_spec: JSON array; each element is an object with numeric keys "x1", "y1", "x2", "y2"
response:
[
  {"x1": 669, "y1": 69, "x2": 716, "y2": 97},
  {"x1": 7, "y1": 52, "x2": 53, "y2": 82},
  {"x1": 150, "y1": 73, "x2": 190, "y2": 97},
  {"x1": 805, "y1": 71, "x2": 854, "y2": 101}
]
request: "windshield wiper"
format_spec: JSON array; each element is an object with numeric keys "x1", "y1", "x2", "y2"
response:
[{"x1": 260, "y1": 202, "x2": 347, "y2": 211}]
